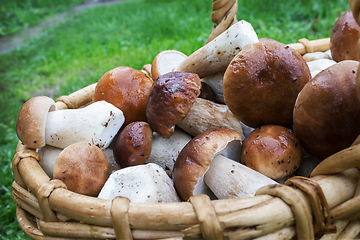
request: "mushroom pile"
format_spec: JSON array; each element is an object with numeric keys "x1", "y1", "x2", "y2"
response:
[{"x1": 16, "y1": 14, "x2": 360, "y2": 204}]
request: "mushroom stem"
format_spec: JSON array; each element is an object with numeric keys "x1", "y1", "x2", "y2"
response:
[
  {"x1": 45, "y1": 100, "x2": 124, "y2": 149},
  {"x1": 204, "y1": 155, "x2": 277, "y2": 199},
  {"x1": 176, "y1": 97, "x2": 245, "y2": 139},
  {"x1": 174, "y1": 20, "x2": 258, "y2": 78}
]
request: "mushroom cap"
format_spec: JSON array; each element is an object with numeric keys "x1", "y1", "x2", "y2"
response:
[
  {"x1": 223, "y1": 40, "x2": 311, "y2": 128},
  {"x1": 151, "y1": 50, "x2": 187, "y2": 81},
  {"x1": 113, "y1": 121, "x2": 153, "y2": 168},
  {"x1": 293, "y1": 60, "x2": 360, "y2": 160},
  {"x1": 16, "y1": 96, "x2": 56, "y2": 149},
  {"x1": 53, "y1": 142, "x2": 108, "y2": 197},
  {"x1": 93, "y1": 66, "x2": 153, "y2": 127},
  {"x1": 240, "y1": 125, "x2": 302, "y2": 180},
  {"x1": 146, "y1": 71, "x2": 201, "y2": 139},
  {"x1": 172, "y1": 128, "x2": 242, "y2": 201},
  {"x1": 330, "y1": 10, "x2": 360, "y2": 62}
]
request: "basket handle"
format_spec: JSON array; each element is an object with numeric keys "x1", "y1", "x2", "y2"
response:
[{"x1": 206, "y1": 0, "x2": 238, "y2": 43}]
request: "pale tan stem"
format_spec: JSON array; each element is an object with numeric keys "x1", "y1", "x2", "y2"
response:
[{"x1": 177, "y1": 98, "x2": 244, "y2": 138}]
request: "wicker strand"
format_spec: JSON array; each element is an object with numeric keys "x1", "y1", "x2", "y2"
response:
[
  {"x1": 55, "y1": 83, "x2": 96, "y2": 110},
  {"x1": 319, "y1": 219, "x2": 350, "y2": 240},
  {"x1": 336, "y1": 220, "x2": 360, "y2": 239},
  {"x1": 287, "y1": 38, "x2": 330, "y2": 55},
  {"x1": 111, "y1": 197, "x2": 133, "y2": 240},
  {"x1": 15, "y1": 207, "x2": 62, "y2": 240},
  {"x1": 12, "y1": 181, "x2": 43, "y2": 220},
  {"x1": 12, "y1": 142, "x2": 41, "y2": 189},
  {"x1": 329, "y1": 177, "x2": 360, "y2": 223},
  {"x1": 206, "y1": 0, "x2": 238, "y2": 43},
  {"x1": 310, "y1": 144, "x2": 360, "y2": 177},
  {"x1": 255, "y1": 184, "x2": 315, "y2": 240},
  {"x1": 188, "y1": 195, "x2": 223, "y2": 240},
  {"x1": 36, "y1": 180, "x2": 67, "y2": 223},
  {"x1": 285, "y1": 176, "x2": 336, "y2": 235}
]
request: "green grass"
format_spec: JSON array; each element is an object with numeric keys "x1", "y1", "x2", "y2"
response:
[
  {"x1": 0, "y1": 0, "x2": 350, "y2": 239},
  {"x1": 0, "y1": 0, "x2": 86, "y2": 36}
]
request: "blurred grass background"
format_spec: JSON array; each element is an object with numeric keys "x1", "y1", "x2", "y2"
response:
[{"x1": 0, "y1": 0, "x2": 350, "y2": 239}]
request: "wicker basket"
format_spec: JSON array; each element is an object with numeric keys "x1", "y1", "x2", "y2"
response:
[{"x1": 12, "y1": 0, "x2": 360, "y2": 239}]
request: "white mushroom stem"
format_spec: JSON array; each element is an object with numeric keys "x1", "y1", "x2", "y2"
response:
[
  {"x1": 146, "y1": 129, "x2": 192, "y2": 176},
  {"x1": 39, "y1": 145, "x2": 62, "y2": 177},
  {"x1": 45, "y1": 100, "x2": 124, "y2": 149},
  {"x1": 174, "y1": 20, "x2": 259, "y2": 78},
  {"x1": 307, "y1": 58, "x2": 336, "y2": 78},
  {"x1": 204, "y1": 155, "x2": 277, "y2": 199},
  {"x1": 98, "y1": 163, "x2": 180, "y2": 203},
  {"x1": 177, "y1": 97, "x2": 246, "y2": 139}
]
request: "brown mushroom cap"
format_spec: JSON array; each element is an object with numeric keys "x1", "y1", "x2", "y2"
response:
[
  {"x1": 330, "y1": 10, "x2": 360, "y2": 62},
  {"x1": 240, "y1": 125, "x2": 302, "y2": 180},
  {"x1": 293, "y1": 60, "x2": 360, "y2": 160},
  {"x1": 113, "y1": 121, "x2": 153, "y2": 168},
  {"x1": 172, "y1": 128, "x2": 242, "y2": 201},
  {"x1": 16, "y1": 96, "x2": 56, "y2": 149},
  {"x1": 223, "y1": 40, "x2": 311, "y2": 128},
  {"x1": 93, "y1": 66, "x2": 153, "y2": 127},
  {"x1": 146, "y1": 71, "x2": 201, "y2": 139},
  {"x1": 53, "y1": 142, "x2": 108, "y2": 197}
]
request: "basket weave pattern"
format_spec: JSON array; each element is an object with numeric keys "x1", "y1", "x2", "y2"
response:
[{"x1": 12, "y1": 1, "x2": 360, "y2": 239}]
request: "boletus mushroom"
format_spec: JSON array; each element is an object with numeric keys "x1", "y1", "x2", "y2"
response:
[
  {"x1": 330, "y1": 10, "x2": 360, "y2": 62},
  {"x1": 16, "y1": 98, "x2": 124, "y2": 149},
  {"x1": 146, "y1": 71, "x2": 201, "y2": 139},
  {"x1": 293, "y1": 60, "x2": 360, "y2": 160},
  {"x1": 172, "y1": 128, "x2": 242, "y2": 201},
  {"x1": 93, "y1": 66, "x2": 153, "y2": 127},
  {"x1": 240, "y1": 125, "x2": 303, "y2": 181},
  {"x1": 53, "y1": 142, "x2": 108, "y2": 197},
  {"x1": 113, "y1": 121, "x2": 153, "y2": 168},
  {"x1": 223, "y1": 40, "x2": 311, "y2": 128}
]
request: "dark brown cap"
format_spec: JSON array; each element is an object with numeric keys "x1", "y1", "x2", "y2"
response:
[
  {"x1": 146, "y1": 71, "x2": 201, "y2": 139},
  {"x1": 113, "y1": 121, "x2": 153, "y2": 168}
]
